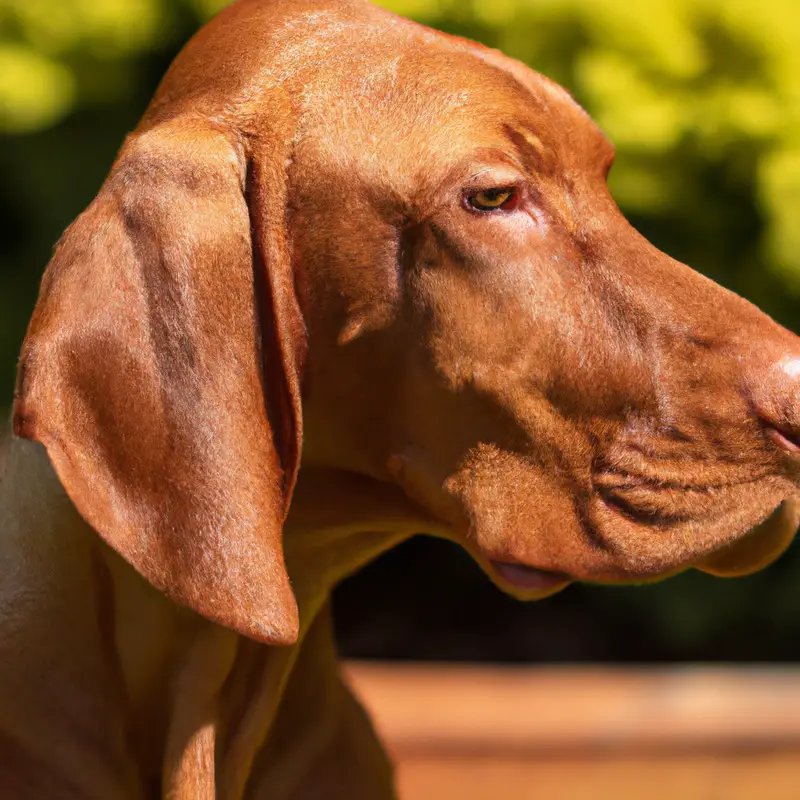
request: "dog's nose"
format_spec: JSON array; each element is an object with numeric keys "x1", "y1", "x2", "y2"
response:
[
  {"x1": 753, "y1": 354, "x2": 800, "y2": 456},
  {"x1": 742, "y1": 318, "x2": 800, "y2": 458}
]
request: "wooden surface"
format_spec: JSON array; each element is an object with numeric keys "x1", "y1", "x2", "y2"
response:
[{"x1": 344, "y1": 663, "x2": 800, "y2": 799}]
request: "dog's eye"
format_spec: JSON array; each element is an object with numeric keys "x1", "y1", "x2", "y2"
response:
[{"x1": 466, "y1": 188, "x2": 519, "y2": 212}]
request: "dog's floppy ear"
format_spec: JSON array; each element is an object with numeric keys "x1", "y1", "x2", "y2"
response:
[{"x1": 12, "y1": 119, "x2": 304, "y2": 644}]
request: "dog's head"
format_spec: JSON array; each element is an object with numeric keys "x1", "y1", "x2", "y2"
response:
[{"x1": 13, "y1": 0, "x2": 800, "y2": 642}]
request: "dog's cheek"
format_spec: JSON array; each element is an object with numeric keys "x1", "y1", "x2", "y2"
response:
[{"x1": 441, "y1": 444, "x2": 590, "y2": 572}]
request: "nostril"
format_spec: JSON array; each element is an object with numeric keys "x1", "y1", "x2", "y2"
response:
[
  {"x1": 765, "y1": 424, "x2": 800, "y2": 455},
  {"x1": 750, "y1": 354, "x2": 800, "y2": 457}
]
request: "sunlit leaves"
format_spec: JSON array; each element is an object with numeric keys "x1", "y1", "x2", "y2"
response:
[
  {"x1": 0, "y1": 43, "x2": 74, "y2": 132},
  {"x1": 9, "y1": 0, "x2": 167, "y2": 56},
  {"x1": 0, "y1": 0, "x2": 172, "y2": 131},
  {"x1": 186, "y1": 0, "x2": 231, "y2": 20}
]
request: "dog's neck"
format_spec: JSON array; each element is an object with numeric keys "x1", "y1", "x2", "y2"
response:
[{"x1": 284, "y1": 465, "x2": 446, "y2": 632}]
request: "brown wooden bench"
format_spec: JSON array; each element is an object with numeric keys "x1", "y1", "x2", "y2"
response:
[{"x1": 345, "y1": 663, "x2": 800, "y2": 799}]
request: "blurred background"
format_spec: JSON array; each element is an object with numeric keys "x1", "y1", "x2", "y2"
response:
[{"x1": 2, "y1": 0, "x2": 800, "y2": 666}]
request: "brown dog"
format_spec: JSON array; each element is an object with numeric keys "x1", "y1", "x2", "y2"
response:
[{"x1": 3, "y1": 0, "x2": 800, "y2": 796}]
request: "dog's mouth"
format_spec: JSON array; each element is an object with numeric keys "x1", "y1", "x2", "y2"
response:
[
  {"x1": 489, "y1": 497, "x2": 800, "y2": 594},
  {"x1": 437, "y1": 430, "x2": 800, "y2": 598},
  {"x1": 490, "y1": 561, "x2": 572, "y2": 595}
]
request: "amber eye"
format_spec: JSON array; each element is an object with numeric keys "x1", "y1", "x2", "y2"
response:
[{"x1": 466, "y1": 188, "x2": 518, "y2": 211}]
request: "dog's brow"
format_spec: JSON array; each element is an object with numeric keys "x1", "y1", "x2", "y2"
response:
[
  {"x1": 503, "y1": 123, "x2": 552, "y2": 176},
  {"x1": 516, "y1": 128, "x2": 545, "y2": 156}
]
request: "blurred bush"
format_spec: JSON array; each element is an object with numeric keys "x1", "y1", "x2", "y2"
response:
[{"x1": 1, "y1": 0, "x2": 799, "y2": 661}]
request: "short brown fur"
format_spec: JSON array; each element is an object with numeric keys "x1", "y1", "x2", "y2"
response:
[{"x1": 3, "y1": 0, "x2": 800, "y2": 796}]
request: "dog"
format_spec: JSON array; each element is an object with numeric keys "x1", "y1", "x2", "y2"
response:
[{"x1": 2, "y1": 0, "x2": 800, "y2": 796}]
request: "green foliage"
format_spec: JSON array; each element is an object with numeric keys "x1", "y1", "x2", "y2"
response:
[
  {"x1": 0, "y1": 0, "x2": 171, "y2": 132},
  {"x1": 0, "y1": 0, "x2": 799, "y2": 660}
]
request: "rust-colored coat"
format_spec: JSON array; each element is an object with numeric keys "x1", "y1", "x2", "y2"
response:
[{"x1": 3, "y1": 0, "x2": 800, "y2": 796}]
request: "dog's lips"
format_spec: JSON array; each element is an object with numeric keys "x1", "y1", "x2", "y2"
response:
[
  {"x1": 695, "y1": 497, "x2": 800, "y2": 577},
  {"x1": 490, "y1": 561, "x2": 572, "y2": 595}
]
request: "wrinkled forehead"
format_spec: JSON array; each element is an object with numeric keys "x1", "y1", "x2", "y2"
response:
[{"x1": 293, "y1": 35, "x2": 613, "y2": 198}]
